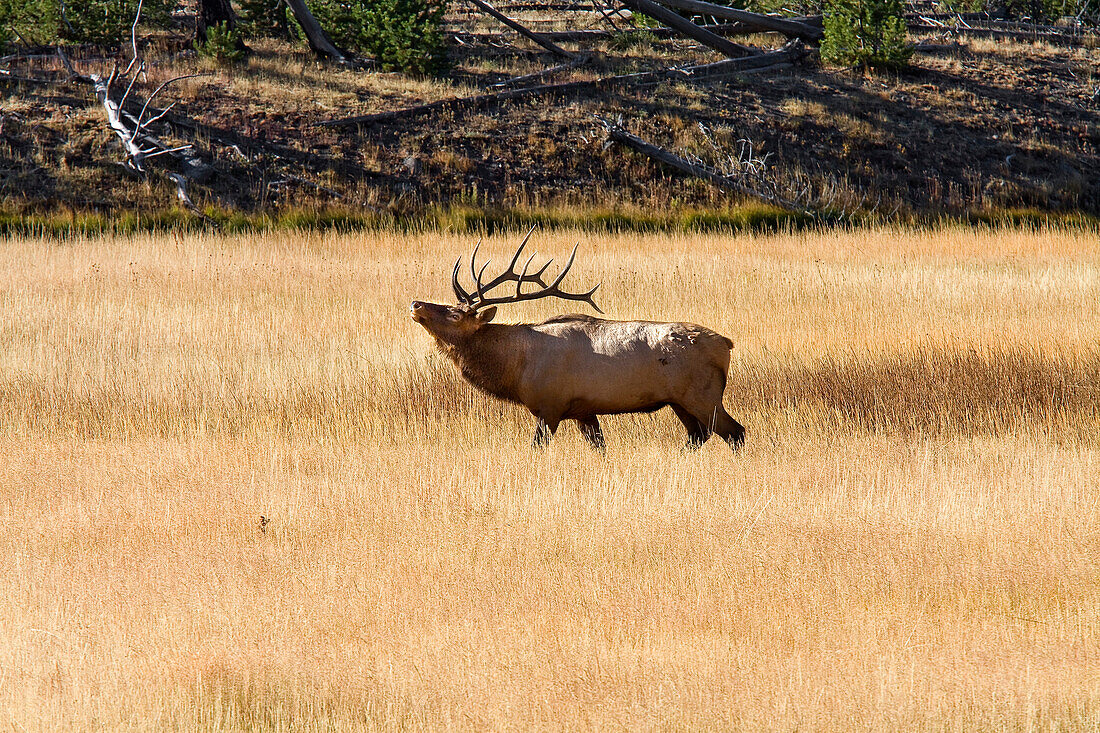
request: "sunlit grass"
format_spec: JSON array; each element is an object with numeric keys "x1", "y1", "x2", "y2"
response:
[{"x1": 0, "y1": 226, "x2": 1098, "y2": 730}]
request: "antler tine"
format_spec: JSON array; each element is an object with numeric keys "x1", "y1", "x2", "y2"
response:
[
  {"x1": 452, "y1": 259, "x2": 471, "y2": 304},
  {"x1": 466, "y1": 240, "x2": 603, "y2": 314},
  {"x1": 496, "y1": 226, "x2": 535, "y2": 283},
  {"x1": 474, "y1": 260, "x2": 492, "y2": 301},
  {"x1": 516, "y1": 251, "x2": 538, "y2": 297},
  {"x1": 547, "y1": 243, "x2": 580, "y2": 289},
  {"x1": 474, "y1": 227, "x2": 550, "y2": 295},
  {"x1": 577, "y1": 282, "x2": 604, "y2": 314},
  {"x1": 468, "y1": 239, "x2": 482, "y2": 285},
  {"x1": 529, "y1": 258, "x2": 553, "y2": 281},
  {"x1": 551, "y1": 278, "x2": 603, "y2": 314}
]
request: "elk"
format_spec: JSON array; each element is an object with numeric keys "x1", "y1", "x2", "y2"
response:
[{"x1": 409, "y1": 230, "x2": 745, "y2": 450}]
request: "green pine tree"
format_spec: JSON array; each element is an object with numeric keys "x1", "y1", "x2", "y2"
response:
[
  {"x1": 821, "y1": 0, "x2": 912, "y2": 71},
  {"x1": 0, "y1": 0, "x2": 176, "y2": 47},
  {"x1": 306, "y1": 0, "x2": 448, "y2": 76},
  {"x1": 61, "y1": 0, "x2": 176, "y2": 45},
  {"x1": 239, "y1": 0, "x2": 295, "y2": 39}
]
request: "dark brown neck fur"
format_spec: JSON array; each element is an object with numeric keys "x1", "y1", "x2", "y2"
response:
[{"x1": 436, "y1": 324, "x2": 528, "y2": 403}]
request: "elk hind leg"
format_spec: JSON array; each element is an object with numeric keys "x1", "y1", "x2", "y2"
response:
[
  {"x1": 712, "y1": 406, "x2": 745, "y2": 449},
  {"x1": 671, "y1": 404, "x2": 710, "y2": 450},
  {"x1": 681, "y1": 399, "x2": 745, "y2": 450},
  {"x1": 576, "y1": 416, "x2": 606, "y2": 453}
]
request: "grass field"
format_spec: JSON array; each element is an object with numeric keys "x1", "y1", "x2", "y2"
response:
[{"x1": 0, "y1": 226, "x2": 1098, "y2": 730}]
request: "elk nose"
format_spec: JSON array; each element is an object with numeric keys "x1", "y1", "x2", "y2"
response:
[{"x1": 410, "y1": 301, "x2": 423, "y2": 310}]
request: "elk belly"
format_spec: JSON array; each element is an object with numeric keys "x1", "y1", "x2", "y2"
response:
[{"x1": 549, "y1": 345, "x2": 692, "y2": 418}]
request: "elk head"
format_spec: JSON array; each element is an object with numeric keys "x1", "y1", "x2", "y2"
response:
[{"x1": 410, "y1": 228, "x2": 602, "y2": 344}]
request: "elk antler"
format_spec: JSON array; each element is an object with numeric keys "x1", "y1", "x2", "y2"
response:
[{"x1": 451, "y1": 226, "x2": 603, "y2": 314}]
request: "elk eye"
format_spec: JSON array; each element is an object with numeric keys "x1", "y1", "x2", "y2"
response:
[{"x1": 447, "y1": 312, "x2": 462, "y2": 321}]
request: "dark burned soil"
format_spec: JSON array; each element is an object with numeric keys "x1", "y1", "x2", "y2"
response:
[{"x1": 1, "y1": 23, "x2": 1098, "y2": 220}]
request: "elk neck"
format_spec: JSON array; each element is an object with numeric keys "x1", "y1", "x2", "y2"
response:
[{"x1": 436, "y1": 323, "x2": 529, "y2": 403}]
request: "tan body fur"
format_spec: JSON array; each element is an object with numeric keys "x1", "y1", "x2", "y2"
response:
[{"x1": 413, "y1": 302, "x2": 744, "y2": 449}]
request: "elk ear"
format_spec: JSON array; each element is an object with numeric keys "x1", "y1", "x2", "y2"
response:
[{"x1": 476, "y1": 306, "x2": 497, "y2": 324}]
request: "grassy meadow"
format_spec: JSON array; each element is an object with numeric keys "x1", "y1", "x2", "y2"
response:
[{"x1": 0, "y1": 226, "x2": 1098, "y2": 730}]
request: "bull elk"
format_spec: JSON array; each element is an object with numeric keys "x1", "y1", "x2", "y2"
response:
[{"x1": 410, "y1": 230, "x2": 745, "y2": 450}]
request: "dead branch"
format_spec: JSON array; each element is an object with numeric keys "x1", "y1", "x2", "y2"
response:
[
  {"x1": 452, "y1": 19, "x2": 818, "y2": 43},
  {"x1": 598, "y1": 116, "x2": 808, "y2": 213},
  {"x1": 651, "y1": 0, "x2": 823, "y2": 41},
  {"x1": 85, "y1": 64, "x2": 209, "y2": 177},
  {"x1": 616, "y1": 0, "x2": 754, "y2": 57},
  {"x1": 318, "y1": 41, "x2": 807, "y2": 129},
  {"x1": 465, "y1": 0, "x2": 579, "y2": 60},
  {"x1": 167, "y1": 172, "x2": 211, "y2": 220},
  {"x1": 591, "y1": 0, "x2": 629, "y2": 31}
]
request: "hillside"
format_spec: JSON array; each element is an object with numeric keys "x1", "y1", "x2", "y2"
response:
[{"x1": 1, "y1": 5, "x2": 1098, "y2": 224}]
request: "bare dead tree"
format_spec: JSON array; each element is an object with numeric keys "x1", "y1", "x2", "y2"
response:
[
  {"x1": 465, "y1": 0, "x2": 579, "y2": 59},
  {"x1": 319, "y1": 41, "x2": 808, "y2": 129},
  {"x1": 616, "y1": 0, "x2": 755, "y2": 57},
  {"x1": 650, "y1": 0, "x2": 824, "y2": 41},
  {"x1": 59, "y1": 1, "x2": 214, "y2": 217},
  {"x1": 597, "y1": 116, "x2": 809, "y2": 213}
]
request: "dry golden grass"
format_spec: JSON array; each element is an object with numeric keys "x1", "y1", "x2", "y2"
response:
[{"x1": 1, "y1": 226, "x2": 1098, "y2": 730}]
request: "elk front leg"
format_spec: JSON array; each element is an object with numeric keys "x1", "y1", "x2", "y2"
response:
[
  {"x1": 576, "y1": 416, "x2": 606, "y2": 452},
  {"x1": 532, "y1": 417, "x2": 559, "y2": 448}
]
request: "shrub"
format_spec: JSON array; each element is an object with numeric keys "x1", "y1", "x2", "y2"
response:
[
  {"x1": 0, "y1": 0, "x2": 59, "y2": 46},
  {"x1": 306, "y1": 0, "x2": 448, "y2": 76},
  {"x1": 944, "y1": 0, "x2": 1098, "y2": 22},
  {"x1": 0, "y1": 0, "x2": 175, "y2": 46},
  {"x1": 821, "y1": 0, "x2": 911, "y2": 70},
  {"x1": 60, "y1": 0, "x2": 176, "y2": 45},
  {"x1": 238, "y1": 0, "x2": 296, "y2": 39},
  {"x1": 194, "y1": 20, "x2": 246, "y2": 64}
]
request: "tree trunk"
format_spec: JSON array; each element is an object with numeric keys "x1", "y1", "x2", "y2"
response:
[
  {"x1": 283, "y1": 0, "x2": 358, "y2": 65},
  {"x1": 196, "y1": 0, "x2": 237, "y2": 41},
  {"x1": 195, "y1": 0, "x2": 253, "y2": 56},
  {"x1": 601, "y1": 120, "x2": 808, "y2": 212},
  {"x1": 617, "y1": 0, "x2": 754, "y2": 58},
  {"x1": 465, "y1": 0, "x2": 578, "y2": 59},
  {"x1": 651, "y1": 0, "x2": 824, "y2": 41},
  {"x1": 318, "y1": 41, "x2": 807, "y2": 128}
]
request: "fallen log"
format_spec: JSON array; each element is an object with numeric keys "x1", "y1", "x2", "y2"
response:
[
  {"x1": 651, "y1": 0, "x2": 823, "y2": 41},
  {"x1": 616, "y1": 0, "x2": 755, "y2": 57},
  {"x1": 491, "y1": 59, "x2": 584, "y2": 88},
  {"x1": 599, "y1": 117, "x2": 807, "y2": 212},
  {"x1": 453, "y1": 0, "x2": 593, "y2": 12},
  {"x1": 157, "y1": 112, "x2": 394, "y2": 185},
  {"x1": 317, "y1": 41, "x2": 807, "y2": 129},
  {"x1": 905, "y1": 10, "x2": 1006, "y2": 21},
  {"x1": 452, "y1": 18, "x2": 821, "y2": 43},
  {"x1": 465, "y1": 0, "x2": 579, "y2": 60}
]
